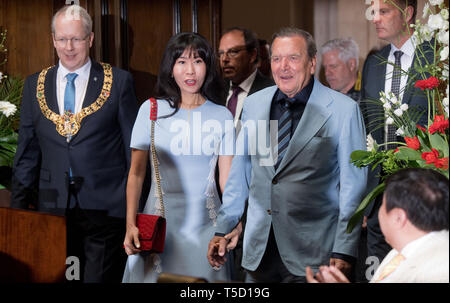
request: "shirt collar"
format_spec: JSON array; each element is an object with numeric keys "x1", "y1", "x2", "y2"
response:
[
  {"x1": 390, "y1": 36, "x2": 415, "y2": 59},
  {"x1": 400, "y1": 231, "x2": 439, "y2": 259},
  {"x1": 229, "y1": 69, "x2": 257, "y2": 94},
  {"x1": 58, "y1": 59, "x2": 92, "y2": 81},
  {"x1": 275, "y1": 77, "x2": 314, "y2": 106}
]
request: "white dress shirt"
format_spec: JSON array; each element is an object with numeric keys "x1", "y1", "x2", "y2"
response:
[
  {"x1": 371, "y1": 231, "x2": 449, "y2": 283},
  {"x1": 226, "y1": 69, "x2": 257, "y2": 125},
  {"x1": 56, "y1": 59, "x2": 91, "y2": 115},
  {"x1": 384, "y1": 36, "x2": 416, "y2": 102},
  {"x1": 384, "y1": 36, "x2": 417, "y2": 143}
]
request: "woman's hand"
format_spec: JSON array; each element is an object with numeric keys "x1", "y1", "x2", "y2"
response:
[{"x1": 123, "y1": 224, "x2": 141, "y2": 255}]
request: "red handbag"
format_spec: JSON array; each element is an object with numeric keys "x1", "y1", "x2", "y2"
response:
[
  {"x1": 137, "y1": 97, "x2": 166, "y2": 253},
  {"x1": 136, "y1": 214, "x2": 166, "y2": 253}
]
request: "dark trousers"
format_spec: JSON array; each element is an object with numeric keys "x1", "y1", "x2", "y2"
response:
[
  {"x1": 66, "y1": 204, "x2": 127, "y2": 283},
  {"x1": 245, "y1": 226, "x2": 306, "y2": 283}
]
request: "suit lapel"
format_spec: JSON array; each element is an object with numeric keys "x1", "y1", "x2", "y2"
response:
[
  {"x1": 82, "y1": 61, "x2": 103, "y2": 108},
  {"x1": 402, "y1": 42, "x2": 433, "y2": 105},
  {"x1": 275, "y1": 79, "x2": 331, "y2": 173},
  {"x1": 374, "y1": 46, "x2": 390, "y2": 97},
  {"x1": 45, "y1": 65, "x2": 60, "y2": 115},
  {"x1": 251, "y1": 86, "x2": 277, "y2": 175}
]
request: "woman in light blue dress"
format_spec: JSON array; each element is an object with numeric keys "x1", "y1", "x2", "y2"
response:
[{"x1": 122, "y1": 32, "x2": 235, "y2": 283}]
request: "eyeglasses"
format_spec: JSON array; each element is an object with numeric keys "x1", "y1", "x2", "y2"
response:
[
  {"x1": 217, "y1": 46, "x2": 248, "y2": 59},
  {"x1": 54, "y1": 35, "x2": 89, "y2": 47},
  {"x1": 271, "y1": 54, "x2": 302, "y2": 64}
]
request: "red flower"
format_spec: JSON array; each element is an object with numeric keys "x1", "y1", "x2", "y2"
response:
[
  {"x1": 405, "y1": 136, "x2": 420, "y2": 150},
  {"x1": 414, "y1": 77, "x2": 440, "y2": 90},
  {"x1": 434, "y1": 157, "x2": 449, "y2": 169},
  {"x1": 428, "y1": 115, "x2": 449, "y2": 134},
  {"x1": 416, "y1": 124, "x2": 427, "y2": 133},
  {"x1": 421, "y1": 148, "x2": 440, "y2": 165}
]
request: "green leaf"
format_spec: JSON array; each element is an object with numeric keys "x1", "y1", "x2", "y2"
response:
[
  {"x1": 394, "y1": 147, "x2": 422, "y2": 161},
  {"x1": 346, "y1": 182, "x2": 386, "y2": 234},
  {"x1": 350, "y1": 150, "x2": 371, "y2": 161},
  {"x1": 429, "y1": 133, "x2": 448, "y2": 157}
]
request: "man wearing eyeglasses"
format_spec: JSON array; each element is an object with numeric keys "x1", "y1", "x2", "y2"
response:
[
  {"x1": 11, "y1": 4, "x2": 139, "y2": 282},
  {"x1": 218, "y1": 27, "x2": 273, "y2": 128},
  {"x1": 218, "y1": 27, "x2": 273, "y2": 282}
]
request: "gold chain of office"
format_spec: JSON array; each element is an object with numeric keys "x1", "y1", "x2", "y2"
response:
[{"x1": 36, "y1": 63, "x2": 113, "y2": 138}]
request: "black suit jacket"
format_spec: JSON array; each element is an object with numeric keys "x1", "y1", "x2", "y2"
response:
[
  {"x1": 11, "y1": 61, "x2": 139, "y2": 218},
  {"x1": 361, "y1": 42, "x2": 432, "y2": 216},
  {"x1": 361, "y1": 42, "x2": 431, "y2": 144},
  {"x1": 224, "y1": 70, "x2": 274, "y2": 120}
]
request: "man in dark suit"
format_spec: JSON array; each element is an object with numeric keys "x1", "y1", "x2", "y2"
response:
[
  {"x1": 219, "y1": 27, "x2": 274, "y2": 126},
  {"x1": 218, "y1": 27, "x2": 273, "y2": 281},
  {"x1": 361, "y1": 0, "x2": 428, "y2": 281},
  {"x1": 11, "y1": 4, "x2": 139, "y2": 282}
]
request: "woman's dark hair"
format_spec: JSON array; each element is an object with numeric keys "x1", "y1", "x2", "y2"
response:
[{"x1": 154, "y1": 32, "x2": 224, "y2": 117}]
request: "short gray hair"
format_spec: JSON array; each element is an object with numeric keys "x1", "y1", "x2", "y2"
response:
[
  {"x1": 320, "y1": 38, "x2": 359, "y2": 69},
  {"x1": 52, "y1": 5, "x2": 93, "y2": 36},
  {"x1": 270, "y1": 27, "x2": 317, "y2": 59}
]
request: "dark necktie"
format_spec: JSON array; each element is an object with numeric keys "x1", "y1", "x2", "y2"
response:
[
  {"x1": 227, "y1": 85, "x2": 242, "y2": 117},
  {"x1": 275, "y1": 99, "x2": 293, "y2": 169},
  {"x1": 386, "y1": 50, "x2": 403, "y2": 150}
]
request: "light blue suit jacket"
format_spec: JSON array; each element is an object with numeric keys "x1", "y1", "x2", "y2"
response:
[{"x1": 216, "y1": 78, "x2": 368, "y2": 276}]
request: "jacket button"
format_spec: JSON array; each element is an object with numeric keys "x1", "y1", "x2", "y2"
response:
[
  {"x1": 267, "y1": 209, "x2": 272, "y2": 215},
  {"x1": 272, "y1": 178, "x2": 278, "y2": 184}
]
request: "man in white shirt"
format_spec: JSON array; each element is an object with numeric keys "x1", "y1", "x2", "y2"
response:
[
  {"x1": 218, "y1": 27, "x2": 273, "y2": 127},
  {"x1": 306, "y1": 168, "x2": 449, "y2": 283},
  {"x1": 11, "y1": 4, "x2": 139, "y2": 282},
  {"x1": 359, "y1": 0, "x2": 432, "y2": 280}
]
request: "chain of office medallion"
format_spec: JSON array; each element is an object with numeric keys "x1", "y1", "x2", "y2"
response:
[{"x1": 36, "y1": 63, "x2": 113, "y2": 138}]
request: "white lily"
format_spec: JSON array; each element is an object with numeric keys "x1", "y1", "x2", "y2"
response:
[
  {"x1": 0, "y1": 100, "x2": 17, "y2": 117},
  {"x1": 428, "y1": 13, "x2": 445, "y2": 31},
  {"x1": 441, "y1": 46, "x2": 449, "y2": 61},
  {"x1": 394, "y1": 108, "x2": 403, "y2": 117},
  {"x1": 366, "y1": 134, "x2": 377, "y2": 152},
  {"x1": 395, "y1": 128, "x2": 405, "y2": 136},
  {"x1": 429, "y1": 0, "x2": 444, "y2": 6}
]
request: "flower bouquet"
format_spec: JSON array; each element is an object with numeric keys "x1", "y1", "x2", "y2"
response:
[
  {"x1": 347, "y1": 0, "x2": 449, "y2": 232},
  {"x1": 0, "y1": 29, "x2": 23, "y2": 189}
]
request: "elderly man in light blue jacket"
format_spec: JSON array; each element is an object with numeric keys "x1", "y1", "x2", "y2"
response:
[{"x1": 207, "y1": 28, "x2": 368, "y2": 283}]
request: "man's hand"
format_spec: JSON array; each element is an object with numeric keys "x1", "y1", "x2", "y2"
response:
[
  {"x1": 306, "y1": 266, "x2": 350, "y2": 283},
  {"x1": 330, "y1": 258, "x2": 352, "y2": 277},
  {"x1": 224, "y1": 222, "x2": 243, "y2": 251},
  {"x1": 207, "y1": 236, "x2": 228, "y2": 268}
]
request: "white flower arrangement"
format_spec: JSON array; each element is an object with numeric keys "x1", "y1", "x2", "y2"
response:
[
  {"x1": 348, "y1": 0, "x2": 450, "y2": 233},
  {"x1": 0, "y1": 100, "x2": 17, "y2": 117},
  {"x1": 0, "y1": 28, "x2": 23, "y2": 189}
]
